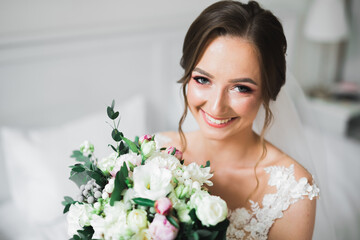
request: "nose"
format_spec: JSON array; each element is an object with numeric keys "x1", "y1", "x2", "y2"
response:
[{"x1": 210, "y1": 88, "x2": 228, "y2": 116}]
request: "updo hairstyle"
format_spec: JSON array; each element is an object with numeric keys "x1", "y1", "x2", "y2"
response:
[{"x1": 178, "y1": 0, "x2": 287, "y2": 154}]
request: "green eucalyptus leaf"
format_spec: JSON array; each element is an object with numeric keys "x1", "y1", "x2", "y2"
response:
[
  {"x1": 71, "y1": 150, "x2": 88, "y2": 162},
  {"x1": 200, "y1": 160, "x2": 211, "y2": 168},
  {"x1": 166, "y1": 215, "x2": 179, "y2": 229},
  {"x1": 134, "y1": 136, "x2": 139, "y2": 145},
  {"x1": 77, "y1": 226, "x2": 94, "y2": 240},
  {"x1": 192, "y1": 232, "x2": 200, "y2": 240},
  {"x1": 71, "y1": 235, "x2": 81, "y2": 240},
  {"x1": 107, "y1": 106, "x2": 114, "y2": 119},
  {"x1": 87, "y1": 171, "x2": 107, "y2": 187},
  {"x1": 69, "y1": 171, "x2": 91, "y2": 187},
  {"x1": 110, "y1": 162, "x2": 128, "y2": 206},
  {"x1": 71, "y1": 166, "x2": 85, "y2": 173},
  {"x1": 112, "y1": 129, "x2": 122, "y2": 142},
  {"x1": 63, "y1": 196, "x2": 74, "y2": 204},
  {"x1": 71, "y1": 150, "x2": 83, "y2": 158},
  {"x1": 108, "y1": 144, "x2": 117, "y2": 153},
  {"x1": 205, "y1": 161, "x2": 210, "y2": 167},
  {"x1": 132, "y1": 198, "x2": 155, "y2": 207},
  {"x1": 63, "y1": 204, "x2": 71, "y2": 214},
  {"x1": 197, "y1": 229, "x2": 218, "y2": 240},
  {"x1": 121, "y1": 136, "x2": 139, "y2": 153},
  {"x1": 111, "y1": 100, "x2": 115, "y2": 110},
  {"x1": 189, "y1": 208, "x2": 198, "y2": 222},
  {"x1": 112, "y1": 111, "x2": 119, "y2": 119},
  {"x1": 118, "y1": 141, "x2": 129, "y2": 156}
]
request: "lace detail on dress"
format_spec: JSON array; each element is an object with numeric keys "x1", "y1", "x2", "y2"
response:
[{"x1": 226, "y1": 164, "x2": 320, "y2": 240}]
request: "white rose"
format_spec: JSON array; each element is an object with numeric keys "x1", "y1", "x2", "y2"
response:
[
  {"x1": 146, "y1": 152, "x2": 181, "y2": 173},
  {"x1": 133, "y1": 162, "x2": 173, "y2": 200},
  {"x1": 90, "y1": 214, "x2": 106, "y2": 239},
  {"x1": 103, "y1": 201, "x2": 127, "y2": 224},
  {"x1": 172, "y1": 199, "x2": 191, "y2": 223},
  {"x1": 193, "y1": 194, "x2": 228, "y2": 226},
  {"x1": 188, "y1": 190, "x2": 209, "y2": 208},
  {"x1": 132, "y1": 229, "x2": 151, "y2": 240},
  {"x1": 91, "y1": 201, "x2": 131, "y2": 239},
  {"x1": 127, "y1": 209, "x2": 148, "y2": 233},
  {"x1": 111, "y1": 152, "x2": 142, "y2": 176},
  {"x1": 141, "y1": 141, "x2": 156, "y2": 158},
  {"x1": 67, "y1": 203, "x2": 93, "y2": 237},
  {"x1": 97, "y1": 152, "x2": 117, "y2": 174}
]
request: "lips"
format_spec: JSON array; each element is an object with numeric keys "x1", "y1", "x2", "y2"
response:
[{"x1": 200, "y1": 109, "x2": 236, "y2": 128}]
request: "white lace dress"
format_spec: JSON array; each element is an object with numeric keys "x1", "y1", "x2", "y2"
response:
[
  {"x1": 154, "y1": 135, "x2": 320, "y2": 240},
  {"x1": 226, "y1": 164, "x2": 320, "y2": 240}
]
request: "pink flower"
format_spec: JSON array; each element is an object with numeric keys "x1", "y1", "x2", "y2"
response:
[
  {"x1": 139, "y1": 134, "x2": 153, "y2": 144},
  {"x1": 148, "y1": 214, "x2": 178, "y2": 240},
  {"x1": 166, "y1": 147, "x2": 183, "y2": 160},
  {"x1": 155, "y1": 197, "x2": 173, "y2": 215}
]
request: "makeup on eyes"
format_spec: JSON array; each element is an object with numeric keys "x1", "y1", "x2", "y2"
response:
[{"x1": 192, "y1": 75, "x2": 254, "y2": 95}]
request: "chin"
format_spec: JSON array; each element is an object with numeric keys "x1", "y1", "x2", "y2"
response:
[{"x1": 197, "y1": 121, "x2": 241, "y2": 141}]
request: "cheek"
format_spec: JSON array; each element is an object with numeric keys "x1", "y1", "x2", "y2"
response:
[
  {"x1": 231, "y1": 96, "x2": 262, "y2": 119},
  {"x1": 187, "y1": 81, "x2": 207, "y2": 109}
]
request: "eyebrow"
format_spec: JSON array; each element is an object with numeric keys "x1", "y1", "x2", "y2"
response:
[
  {"x1": 229, "y1": 78, "x2": 258, "y2": 85},
  {"x1": 193, "y1": 67, "x2": 214, "y2": 78},
  {"x1": 193, "y1": 67, "x2": 258, "y2": 86}
]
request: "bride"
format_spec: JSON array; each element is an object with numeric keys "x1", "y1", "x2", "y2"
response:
[{"x1": 157, "y1": 1, "x2": 329, "y2": 239}]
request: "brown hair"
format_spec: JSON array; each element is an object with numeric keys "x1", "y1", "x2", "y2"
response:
[{"x1": 177, "y1": 0, "x2": 287, "y2": 198}]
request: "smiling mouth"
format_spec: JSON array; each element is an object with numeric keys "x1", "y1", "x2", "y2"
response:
[{"x1": 201, "y1": 109, "x2": 236, "y2": 127}]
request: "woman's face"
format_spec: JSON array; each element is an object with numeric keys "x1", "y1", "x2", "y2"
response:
[{"x1": 187, "y1": 36, "x2": 263, "y2": 141}]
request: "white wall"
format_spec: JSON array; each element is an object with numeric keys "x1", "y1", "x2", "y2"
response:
[{"x1": 0, "y1": 0, "x2": 358, "y2": 130}]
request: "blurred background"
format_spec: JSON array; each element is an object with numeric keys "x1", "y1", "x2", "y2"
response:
[{"x1": 0, "y1": 0, "x2": 359, "y2": 239}]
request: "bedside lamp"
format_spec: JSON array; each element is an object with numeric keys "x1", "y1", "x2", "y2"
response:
[
  {"x1": 304, "y1": 0, "x2": 348, "y2": 42},
  {"x1": 303, "y1": 0, "x2": 349, "y2": 96}
]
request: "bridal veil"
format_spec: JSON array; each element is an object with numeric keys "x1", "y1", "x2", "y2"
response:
[{"x1": 253, "y1": 71, "x2": 336, "y2": 240}]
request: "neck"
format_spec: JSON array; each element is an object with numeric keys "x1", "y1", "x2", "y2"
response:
[{"x1": 198, "y1": 127, "x2": 262, "y2": 166}]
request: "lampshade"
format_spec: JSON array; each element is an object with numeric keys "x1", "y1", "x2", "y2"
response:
[{"x1": 304, "y1": 0, "x2": 349, "y2": 42}]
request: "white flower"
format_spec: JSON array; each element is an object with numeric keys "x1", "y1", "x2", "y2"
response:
[
  {"x1": 91, "y1": 201, "x2": 131, "y2": 239},
  {"x1": 132, "y1": 229, "x2": 151, "y2": 240},
  {"x1": 97, "y1": 152, "x2": 118, "y2": 174},
  {"x1": 182, "y1": 162, "x2": 213, "y2": 186},
  {"x1": 80, "y1": 140, "x2": 94, "y2": 156},
  {"x1": 146, "y1": 152, "x2": 181, "y2": 173},
  {"x1": 133, "y1": 162, "x2": 173, "y2": 200},
  {"x1": 189, "y1": 191, "x2": 227, "y2": 226},
  {"x1": 104, "y1": 178, "x2": 115, "y2": 194},
  {"x1": 141, "y1": 141, "x2": 157, "y2": 158},
  {"x1": 174, "y1": 200, "x2": 191, "y2": 223},
  {"x1": 175, "y1": 184, "x2": 191, "y2": 199},
  {"x1": 90, "y1": 214, "x2": 107, "y2": 239},
  {"x1": 123, "y1": 188, "x2": 136, "y2": 206},
  {"x1": 111, "y1": 152, "x2": 142, "y2": 176},
  {"x1": 127, "y1": 209, "x2": 148, "y2": 233},
  {"x1": 67, "y1": 203, "x2": 94, "y2": 237}
]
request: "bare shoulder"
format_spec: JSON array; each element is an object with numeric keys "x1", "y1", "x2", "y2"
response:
[
  {"x1": 264, "y1": 141, "x2": 313, "y2": 182},
  {"x1": 264, "y1": 142, "x2": 316, "y2": 239}
]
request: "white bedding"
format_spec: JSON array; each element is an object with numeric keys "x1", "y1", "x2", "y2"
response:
[
  {"x1": 0, "y1": 127, "x2": 359, "y2": 240},
  {"x1": 0, "y1": 95, "x2": 147, "y2": 239}
]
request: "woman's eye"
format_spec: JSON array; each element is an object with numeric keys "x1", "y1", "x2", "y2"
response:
[
  {"x1": 193, "y1": 76, "x2": 210, "y2": 85},
  {"x1": 235, "y1": 85, "x2": 252, "y2": 93}
]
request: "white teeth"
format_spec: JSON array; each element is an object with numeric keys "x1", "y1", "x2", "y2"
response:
[{"x1": 205, "y1": 113, "x2": 232, "y2": 125}]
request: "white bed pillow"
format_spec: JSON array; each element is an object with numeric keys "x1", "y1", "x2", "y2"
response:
[{"x1": 0, "y1": 95, "x2": 146, "y2": 224}]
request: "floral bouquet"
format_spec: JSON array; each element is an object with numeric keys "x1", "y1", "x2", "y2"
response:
[{"x1": 62, "y1": 101, "x2": 229, "y2": 240}]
